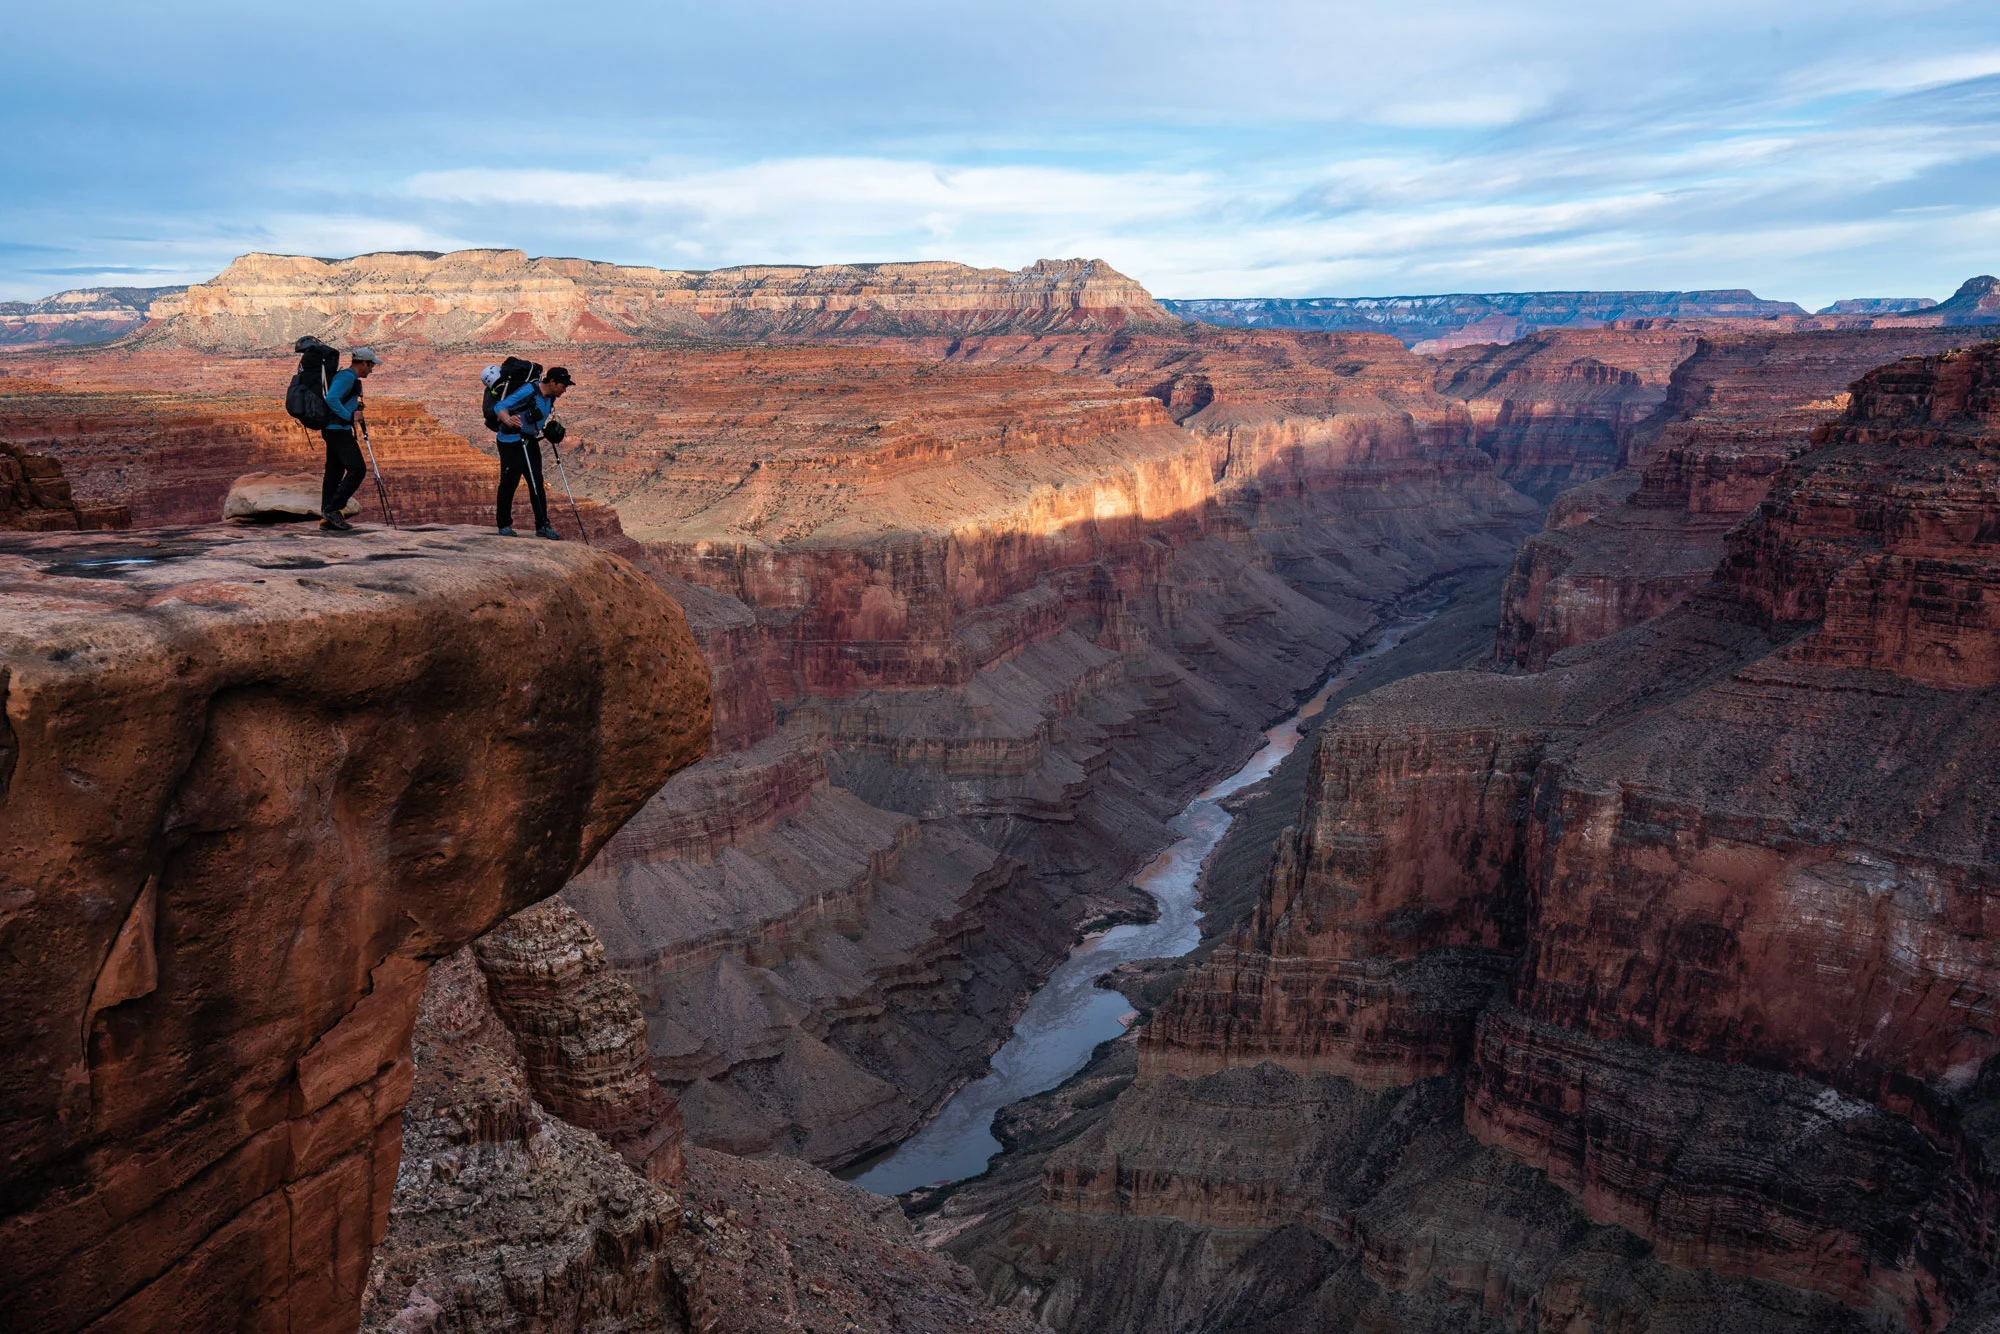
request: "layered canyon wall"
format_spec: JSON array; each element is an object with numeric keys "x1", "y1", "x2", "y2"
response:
[
  {"x1": 142, "y1": 250, "x2": 1176, "y2": 349},
  {"x1": 223, "y1": 330, "x2": 1532, "y2": 1169},
  {"x1": 1495, "y1": 326, "x2": 1980, "y2": 669},
  {"x1": 937, "y1": 341, "x2": 2000, "y2": 1333},
  {"x1": 0, "y1": 526, "x2": 710, "y2": 1334},
  {"x1": 1165, "y1": 276, "x2": 2000, "y2": 351},
  {"x1": 1429, "y1": 326, "x2": 1703, "y2": 501},
  {"x1": 1, "y1": 322, "x2": 1545, "y2": 1180},
  {"x1": 0, "y1": 286, "x2": 183, "y2": 348},
  {"x1": 0, "y1": 310, "x2": 1551, "y2": 1321}
]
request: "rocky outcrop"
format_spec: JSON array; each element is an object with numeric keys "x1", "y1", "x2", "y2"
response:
[
  {"x1": 473, "y1": 899, "x2": 685, "y2": 1183},
  {"x1": 1496, "y1": 326, "x2": 1983, "y2": 669},
  {"x1": 0, "y1": 286, "x2": 183, "y2": 348},
  {"x1": 0, "y1": 436, "x2": 128, "y2": 530},
  {"x1": 360, "y1": 946, "x2": 692, "y2": 1333},
  {"x1": 0, "y1": 526, "x2": 709, "y2": 1334},
  {"x1": 364, "y1": 925, "x2": 1033, "y2": 1334},
  {"x1": 669, "y1": 1146, "x2": 1033, "y2": 1334},
  {"x1": 142, "y1": 250, "x2": 1176, "y2": 349},
  {"x1": 939, "y1": 340, "x2": 2000, "y2": 1333}
]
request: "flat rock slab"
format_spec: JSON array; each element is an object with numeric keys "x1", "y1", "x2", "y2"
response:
[
  {"x1": 222, "y1": 469, "x2": 358, "y2": 521},
  {"x1": 0, "y1": 523, "x2": 710, "y2": 1334}
]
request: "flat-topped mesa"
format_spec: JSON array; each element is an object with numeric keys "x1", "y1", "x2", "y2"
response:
[
  {"x1": 147, "y1": 249, "x2": 1179, "y2": 349},
  {"x1": 0, "y1": 526, "x2": 709, "y2": 1334},
  {"x1": 1161, "y1": 288, "x2": 1809, "y2": 346},
  {"x1": 1495, "y1": 326, "x2": 1985, "y2": 670},
  {"x1": 0, "y1": 286, "x2": 185, "y2": 349}
]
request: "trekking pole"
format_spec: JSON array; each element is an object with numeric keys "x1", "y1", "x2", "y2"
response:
[
  {"x1": 544, "y1": 437, "x2": 592, "y2": 548},
  {"x1": 358, "y1": 421, "x2": 399, "y2": 530},
  {"x1": 517, "y1": 435, "x2": 549, "y2": 527}
]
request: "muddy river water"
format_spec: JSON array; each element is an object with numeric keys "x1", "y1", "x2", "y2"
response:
[{"x1": 852, "y1": 611, "x2": 1435, "y2": 1196}]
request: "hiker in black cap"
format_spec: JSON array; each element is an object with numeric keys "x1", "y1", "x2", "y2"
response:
[
  {"x1": 318, "y1": 346, "x2": 378, "y2": 532},
  {"x1": 493, "y1": 366, "x2": 572, "y2": 540}
]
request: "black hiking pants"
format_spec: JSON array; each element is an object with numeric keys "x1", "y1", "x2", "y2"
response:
[
  {"x1": 497, "y1": 437, "x2": 550, "y2": 530},
  {"x1": 321, "y1": 427, "x2": 366, "y2": 518}
]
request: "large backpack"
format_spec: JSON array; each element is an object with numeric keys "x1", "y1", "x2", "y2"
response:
[
  {"x1": 285, "y1": 336, "x2": 341, "y2": 430},
  {"x1": 480, "y1": 357, "x2": 543, "y2": 431}
]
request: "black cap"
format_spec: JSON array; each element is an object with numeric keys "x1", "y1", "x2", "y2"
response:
[{"x1": 543, "y1": 366, "x2": 574, "y2": 386}]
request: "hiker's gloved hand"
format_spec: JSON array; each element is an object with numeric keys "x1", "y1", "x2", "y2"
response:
[{"x1": 543, "y1": 418, "x2": 566, "y2": 445}]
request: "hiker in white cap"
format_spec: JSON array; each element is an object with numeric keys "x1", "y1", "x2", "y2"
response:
[{"x1": 318, "y1": 346, "x2": 379, "y2": 532}]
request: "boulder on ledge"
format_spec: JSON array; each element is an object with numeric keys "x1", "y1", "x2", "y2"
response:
[
  {"x1": 222, "y1": 469, "x2": 361, "y2": 522},
  {"x1": 0, "y1": 523, "x2": 710, "y2": 1334}
]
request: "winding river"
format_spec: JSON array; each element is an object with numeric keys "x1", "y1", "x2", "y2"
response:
[{"x1": 851, "y1": 610, "x2": 1435, "y2": 1196}]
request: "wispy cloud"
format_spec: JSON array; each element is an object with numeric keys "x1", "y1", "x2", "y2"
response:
[{"x1": 2, "y1": 0, "x2": 1996, "y2": 305}]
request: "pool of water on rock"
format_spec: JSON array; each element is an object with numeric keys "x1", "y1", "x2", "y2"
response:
[{"x1": 850, "y1": 611, "x2": 1435, "y2": 1196}]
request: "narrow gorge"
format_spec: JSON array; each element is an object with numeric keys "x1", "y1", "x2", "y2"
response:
[{"x1": 2, "y1": 248, "x2": 1994, "y2": 1334}]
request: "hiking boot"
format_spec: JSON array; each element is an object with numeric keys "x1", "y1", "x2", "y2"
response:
[
  {"x1": 319, "y1": 513, "x2": 353, "y2": 532},
  {"x1": 536, "y1": 525, "x2": 562, "y2": 541},
  {"x1": 496, "y1": 525, "x2": 516, "y2": 537}
]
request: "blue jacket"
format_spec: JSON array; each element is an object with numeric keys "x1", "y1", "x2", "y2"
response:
[
  {"x1": 494, "y1": 382, "x2": 551, "y2": 443},
  {"x1": 324, "y1": 368, "x2": 362, "y2": 429}
]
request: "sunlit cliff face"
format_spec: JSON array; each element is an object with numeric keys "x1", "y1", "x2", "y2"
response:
[{"x1": 151, "y1": 250, "x2": 1177, "y2": 347}]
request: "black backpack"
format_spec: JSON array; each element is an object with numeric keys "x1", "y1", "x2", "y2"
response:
[
  {"x1": 285, "y1": 336, "x2": 340, "y2": 430},
  {"x1": 481, "y1": 357, "x2": 543, "y2": 431}
]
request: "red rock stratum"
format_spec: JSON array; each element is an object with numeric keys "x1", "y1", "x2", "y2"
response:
[
  {"x1": 939, "y1": 339, "x2": 2000, "y2": 1334},
  {"x1": 142, "y1": 249, "x2": 1175, "y2": 348},
  {"x1": 0, "y1": 526, "x2": 709, "y2": 1334},
  {"x1": 1496, "y1": 326, "x2": 1977, "y2": 669}
]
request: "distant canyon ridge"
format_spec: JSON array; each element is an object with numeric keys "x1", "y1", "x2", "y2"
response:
[{"x1": 4, "y1": 249, "x2": 1997, "y2": 350}]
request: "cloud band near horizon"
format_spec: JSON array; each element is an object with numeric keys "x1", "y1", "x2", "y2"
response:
[{"x1": 4, "y1": 0, "x2": 1997, "y2": 308}]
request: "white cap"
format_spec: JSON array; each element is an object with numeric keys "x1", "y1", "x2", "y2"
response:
[
  {"x1": 350, "y1": 345, "x2": 382, "y2": 364},
  {"x1": 481, "y1": 364, "x2": 503, "y2": 387}
]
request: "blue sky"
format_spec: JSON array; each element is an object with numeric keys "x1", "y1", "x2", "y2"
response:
[{"x1": 5, "y1": 0, "x2": 1998, "y2": 306}]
